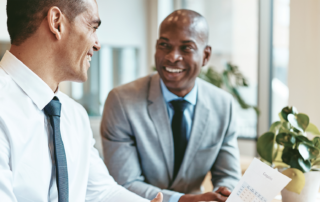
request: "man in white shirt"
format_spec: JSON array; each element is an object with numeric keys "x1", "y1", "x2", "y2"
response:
[{"x1": 0, "y1": 0, "x2": 163, "y2": 201}]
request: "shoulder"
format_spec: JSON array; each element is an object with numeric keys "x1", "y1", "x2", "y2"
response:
[
  {"x1": 58, "y1": 91, "x2": 88, "y2": 119},
  {"x1": 0, "y1": 68, "x2": 24, "y2": 111},
  {"x1": 108, "y1": 74, "x2": 153, "y2": 100},
  {"x1": 0, "y1": 68, "x2": 11, "y2": 95},
  {"x1": 197, "y1": 78, "x2": 233, "y2": 101},
  {"x1": 196, "y1": 78, "x2": 234, "y2": 117}
]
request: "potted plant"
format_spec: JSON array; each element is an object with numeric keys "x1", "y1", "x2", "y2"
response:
[
  {"x1": 257, "y1": 106, "x2": 320, "y2": 202},
  {"x1": 198, "y1": 63, "x2": 259, "y2": 115}
]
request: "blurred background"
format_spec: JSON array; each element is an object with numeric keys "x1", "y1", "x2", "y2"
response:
[{"x1": 0, "y1": 0, "x2": 319, "y2": 160}]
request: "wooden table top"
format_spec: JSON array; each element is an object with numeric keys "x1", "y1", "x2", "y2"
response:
[
  {"x1": 272, "y1": 196, "x2": 282, "y2": 202},
  {"x1": 272, "y1": 191, "x2": 320, "y2": 202}
]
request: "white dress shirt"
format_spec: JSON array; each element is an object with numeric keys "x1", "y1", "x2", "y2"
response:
[{"x1": 0, "y1": 51, "x2": 150, "y2": 202}]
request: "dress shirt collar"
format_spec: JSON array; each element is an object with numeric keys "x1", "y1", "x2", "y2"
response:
[
  {"x1": 0, "y1": 50, "x2": 55, "y2": 110},
  {"x1": 160, "y1": 78, "x2": 198, "y2": 106}
]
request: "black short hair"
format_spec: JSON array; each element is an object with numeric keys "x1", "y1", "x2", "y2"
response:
[{"x1": 7, "y1": 0, "x2": 86, "y2": 45}]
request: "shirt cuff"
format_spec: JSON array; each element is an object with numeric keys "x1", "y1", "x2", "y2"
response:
[{"x1": 168, "y1": 193, "x2": 184, "y2": 202}]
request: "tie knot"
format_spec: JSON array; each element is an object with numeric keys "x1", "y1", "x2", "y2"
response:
[
  {"x1": 44, "y1": 97, "x2": 61, "y2": 117},
  {"x1": 170, "y1": 100, "x2": 190, "y2": 112}
]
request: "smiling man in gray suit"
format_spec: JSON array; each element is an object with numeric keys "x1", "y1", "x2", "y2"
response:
[{"x1": 101, "y1": 9, "x2": 241, "y2": 202}]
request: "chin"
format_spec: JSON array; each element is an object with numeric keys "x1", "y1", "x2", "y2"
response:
[
  {"x1": 72, "y1": 71, "x2": 88, "y2": 83},
  {"x1": 79, "y1": 74, "x2": 88, "y2": 82}
]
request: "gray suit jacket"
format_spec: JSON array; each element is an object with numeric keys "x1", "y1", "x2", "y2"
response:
[{"x1": 101, "y1": 73, "x2": 241, "y2": 202}]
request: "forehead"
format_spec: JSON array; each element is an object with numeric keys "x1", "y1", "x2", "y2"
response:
[
  {"x1": 81, "y1": 0, "x2": 100, "y2": 21},
  {"x1": 159, "y1": 18, "x2": 206, "y2": 44}
]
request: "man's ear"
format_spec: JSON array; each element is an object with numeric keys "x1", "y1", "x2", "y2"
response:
[
  {"x1": 202, "y1": 45, "x2": 212, "y2": 66},
  {"x1": 47, "y1": 7, "x2": 64, "y2": 40}
]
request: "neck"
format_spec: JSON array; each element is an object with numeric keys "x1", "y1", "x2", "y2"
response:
[
  {"x1": 167, "y1": 82, "x2": 195, "y2": 97},
  {"x1": 10, "y1": 40, "x2": 60, "y2": 92}
]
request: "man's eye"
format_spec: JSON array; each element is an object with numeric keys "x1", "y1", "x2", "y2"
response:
[
  {"x1": 93, "y1": 27, "x2": 98, "y2": 30},
  {"x1": 182, "y1": 46, "x2": 192, "y2": 50},
  {"x1": 159, "y1": 42, "x2": 168, "y2": 47}
]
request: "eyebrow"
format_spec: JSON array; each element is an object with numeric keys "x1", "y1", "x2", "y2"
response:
[
  {"x1": 92, "y1": 19, "x2": 102, "y2": 27},
  {"x1": 159, "y1": 37, "x2": 195, "y2": 44},
  {"x1": 159, "y1": 37, "x2": 169, "y2": 41},
  {"x1": 181, "y1": 40, "x2": 195, "y2": 44}
]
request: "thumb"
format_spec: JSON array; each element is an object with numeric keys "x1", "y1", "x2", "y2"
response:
[{"x1": 151, "y1": 192, "x2": 163, "y2": 202}]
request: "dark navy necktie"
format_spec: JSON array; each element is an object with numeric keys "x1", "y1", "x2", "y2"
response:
[
  {"x1": 44, "y1": 97, "x2": 69, "y2": 202},
  {"x1": 170, "y1": 100, "x2": 190, "y2": 180}
]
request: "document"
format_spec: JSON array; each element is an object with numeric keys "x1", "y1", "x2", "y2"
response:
[{"x1": 227, "y1": 158, "x2": 291, "y2": 202}]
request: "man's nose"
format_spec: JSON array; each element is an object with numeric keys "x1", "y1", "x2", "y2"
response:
[
  {"x1": 93, "y1": 39, "x2": 101, "y2": 51},
  {"x1": 165, "y1": 48, "x2": 183, "y2": 63}
]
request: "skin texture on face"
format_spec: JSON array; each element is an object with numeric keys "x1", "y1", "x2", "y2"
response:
[
  {"x1": 57, "y1": 0, "x2": 101, "y2": 82},
  {"x1": 9, "y1": 0, "x2": 101, "y2": 92},
  {"x1": 155, "y1": 9, "x2": 212, "y2": 97}
]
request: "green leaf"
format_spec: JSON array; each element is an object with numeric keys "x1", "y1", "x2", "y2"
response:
[
  {"x1": 282, "y1": 147, "x2": 295, "y2": 165},
  {"x1": 281, "y1": 147, "x2": 311, "y2": 172},
  {"x1": 297, "y1": 158, "x2": 311, "y2": 172},
  {"x1": 269, "y1": 121, "x2": 281, "y2": 133},
  {"x1": 306, "y1": 123, "x2": 320, "y2": 136},
  {"x1": 279, "y1": 112, "x2": 286, "y2": 122},
  {"x1": 312, "y1": 158, "x2": 320, "y2": 166},
  {"x1": 279, "y1": 122, "x2": 291, "y2": 134},
  {"x1": 281, "y1": 106, "x2": 298, "y2": 121},
  {"x1": 257, "y1": 132, "x2": 275, "y2": 164},
  {"x1": 288, "y1": 156, "x2": 311, "y2": 173},
  {"x1": 272, "y1": 142, "x2": 279, "y2": 161},
  {"x1": 313, "y1": 137, "x2": 320, "y2": 149},
  {"x1": 296, "y1": 135, "x2": 313, "y2": 144},
  {"x1": 282, "y1": 122, "x2": 291, "y2": 130},
  {"x1": 298, "y1": 143, "x2": 319, "y2": 160},
  {"x1": 310, "y1": 147, "x2": 320, "y2": 159},
  {"x1": 288, "y1": 114, "x2": 310, "y2": 132},
  {"x1": 276, "y1": 133, "x2": 296, "y2": 147}
]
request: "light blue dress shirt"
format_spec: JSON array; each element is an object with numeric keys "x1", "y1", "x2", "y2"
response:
[{"x1": 160, "y1": 79, "x2": 198, "y2": 202}]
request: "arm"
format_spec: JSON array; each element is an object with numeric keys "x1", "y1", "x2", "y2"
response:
[
  {"x1": 211, "y1": 98, "x2": 242, "y2": 191},
  {"x1": 0, "y1": 117, "x2": 18, "y2": 202},
  {"x1": 100, "y1": 89, "x2": 178, "y2": 202},
  {"x1": 85, "y1": 136, "x2": 163, "y2": 202}
]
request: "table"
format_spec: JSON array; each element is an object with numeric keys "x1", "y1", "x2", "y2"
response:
[{"x1": 272, "y1": 191, "x2": 320, "y2": 202}]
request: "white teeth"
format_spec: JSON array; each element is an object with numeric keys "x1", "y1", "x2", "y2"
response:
[
  {"x1": 87, "y1": 55, "x2": 92, "y2": 62},
  {"x1": 165, "y1": 67, "x2": 183, "y2": 73}
]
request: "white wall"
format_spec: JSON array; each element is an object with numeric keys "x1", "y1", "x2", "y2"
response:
[
  {"x1": 288, "y1": 0, "x2": 320, "y2": 126},
  {"x1": 0, "y1": 0, "x2": 149, "y2": 75},
  {"x1": 96, "y1": 0, "x2": 148, "y2": 76},
  {"x1": 0, "y1": 0, "x2": 9, "y2": 41}
]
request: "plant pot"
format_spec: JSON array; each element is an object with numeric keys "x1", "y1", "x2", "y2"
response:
[{"x1": 281, "y1": 171, "x2": 320, "y2": 202}]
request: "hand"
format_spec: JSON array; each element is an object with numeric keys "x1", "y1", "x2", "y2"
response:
[
  {"x1": 178, "y1": 192, "x2": 228, "y2": 202},
  {"x1": 215, "y1": 187, "x2": 231, "y2": 197},
  {"x1": 151, "y1": 192, "x2": 163, "y2": 202}
]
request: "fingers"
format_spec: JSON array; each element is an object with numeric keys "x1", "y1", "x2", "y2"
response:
[
  {"x1": 200, "y1": 192, "x2": 228, "y2": 202},
  {"x1": 215, "y1": 187, "x2": 231, "y2": 197},
  {"x1": 151, "y1": 192, "x2": 163, "y2": 202},
  {"x1": 216, "y1": 193, "x2": 228, "y2": 202}
]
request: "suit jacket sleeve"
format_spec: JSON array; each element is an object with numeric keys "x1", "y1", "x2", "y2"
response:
[
  {"x1": 100, "y1": 89, "x2": 179, "y2": 202},
  {"x1": 210, "y1": 97, "x2": 241, "y2": 191}
]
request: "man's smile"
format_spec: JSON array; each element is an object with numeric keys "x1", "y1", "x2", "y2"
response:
[
  {"x1": 163, "y1": 66, "x2": 186, "y2": 73},
  {"x1": 87, "y1": 49, "x2": 93, "y2": 62},
  {"x1": 87, "y1": 54, "x2": 92, "y2": 61}
]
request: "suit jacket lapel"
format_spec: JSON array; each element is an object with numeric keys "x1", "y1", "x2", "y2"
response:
[
  {"x1": 148, "y1": 74, "x2": 174, "y2": 181},
  {"x1": 170, "y1": 80, "x2": 210, "y2": 188}
]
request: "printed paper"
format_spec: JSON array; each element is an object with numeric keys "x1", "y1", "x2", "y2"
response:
[{"x1": 227, "y1": 158, "x2": 291, "y2": 202}]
